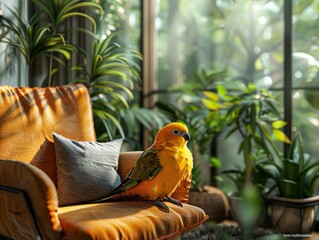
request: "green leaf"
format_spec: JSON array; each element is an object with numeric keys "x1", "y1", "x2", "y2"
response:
[
  {"x1": 263, "y1": 164, "x2": 282, "y2": 181},
  {"x1": 248, "y1": 82, "x2": 256, "y2": 91},
  {"x1": 203, "y1": 91, "x2": 219, "y2": 101},
  {"x1": 282, "y1": 159, "x2": 299, "y2": 182},
  {"x1": 209, "y1": 157, "x2": 221, "y2": 168},
  {"x1": 250, "y1": 103, "x2": 256, "y2": 133},
  {"x1": 273, "y1": 129, "x2": 291, "y2": 144},
  {"x1": 201, "y1": 98, "x2": 219, "y2": 111},
  {"x1": 257, "y1": 121, "x2": 272, "y2": 141},
  {"x1": 217, "y1": 84, "x2": 227, "y2": 96},
  {"x1": 280, "y1": 180, "x2": 299, "y2": 198},
  {"x1": 272, "y1": 120, "x2": 287, "y2": 129}
]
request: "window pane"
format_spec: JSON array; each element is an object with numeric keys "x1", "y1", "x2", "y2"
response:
[
  {"x1": 96, "y1": 0, "x2": 141, "y2": 50},
  {"x1": 292, "y1": 0, "x2": 319, "y2": 157},
  {"x1": 293, "y1": 90, "x2": 319, "y2": 154},
  {"x1": 0, "y1": 0, "x2": 27, "y2": 86},
  {"x1": 156, "y1": 0, "x2": 284, "y2": 184},
  {"x1": 156, "y1": 0, "x2": 284, "y2": 104}
]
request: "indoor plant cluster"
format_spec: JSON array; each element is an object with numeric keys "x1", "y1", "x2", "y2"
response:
[
  {"x1": 201, "y1": 81, "x2": 319, "y2": 234},
  {"x1": 263, "y1": 132, "x2": 319, "y2": 233},
  {"x1": 0, "y1": 0, "x2": 169, "y2": 144},
  {"x1": 201, "y1": 82, "x2": 290, "y2": 194}
]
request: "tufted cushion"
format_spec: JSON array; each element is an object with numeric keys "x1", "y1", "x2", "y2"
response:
[
  {"x1": 58, "y1": 201, "x2": 208, "y2": 239},
  {"x1": 53, "y1": 133, "x2": 122, "y2": 206}
]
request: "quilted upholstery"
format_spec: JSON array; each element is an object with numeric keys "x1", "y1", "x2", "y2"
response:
[{"x1": 0, "y1": 84, "x2": 95, "y2": 186}]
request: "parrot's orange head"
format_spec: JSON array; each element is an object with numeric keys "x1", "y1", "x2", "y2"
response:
[{"x1": 154, "y1": 122, "x2": 190, "y2": 147}]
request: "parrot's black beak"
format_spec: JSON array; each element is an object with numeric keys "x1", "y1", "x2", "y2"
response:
[{"x1": 183, "y1": 132, "x2": 190, "y2": 141}]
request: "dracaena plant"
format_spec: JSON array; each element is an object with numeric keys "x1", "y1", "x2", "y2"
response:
[
  {"x1": 0, "y1": 8, "x2": 76, "y2": 86},
  {"x1": 201, "y1": 82, "x2": 290, "y2": 194},
  {"x1": 0, "y1": 0, "x2": 102, "y2": 86},
  {"x1": 264, "y1": 132, "x2": 319, "y2": 198}
]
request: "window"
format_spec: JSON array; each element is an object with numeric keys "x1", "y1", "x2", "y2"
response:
[
  {"x1": 0, "y1": 0, "x2": 27, "y2": 86},
  {"x1": 143, "y1": 0, "x2": 319, "y2": 186}
]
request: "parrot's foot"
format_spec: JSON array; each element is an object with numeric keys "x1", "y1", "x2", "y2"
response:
[
  {"x1": 149, "y1": 197, "x2": 183, "y2": 212},
  {"x1": 164, "y1": 197, "x2": 183, "y2": 207},
  {"x1": 149, "y1": 199, "x2": 170, "y2": 212}
]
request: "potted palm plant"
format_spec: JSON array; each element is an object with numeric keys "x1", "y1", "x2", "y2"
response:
[
  {"x1": 263, "y1": 132, "x2": 319, "y2": 234},
  {"x1": 201, "y1": 82, "x2": 290, "y2": 224}
]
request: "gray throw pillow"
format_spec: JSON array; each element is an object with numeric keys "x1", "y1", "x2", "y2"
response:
[{"x1": 53, "y1": 132, "x2": 122, "y2": 206}]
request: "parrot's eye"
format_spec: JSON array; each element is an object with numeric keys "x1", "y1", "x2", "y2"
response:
[{"x1": 173, "y1": 130, "x2": 180, "y2": 135}]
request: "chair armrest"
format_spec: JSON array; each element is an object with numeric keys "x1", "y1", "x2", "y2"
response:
[
  {"x1": 0, "y1": 160, "x2": 62, "y2": 240},
  {"x1": 118, "y1": 151, "x2": 190, "y2": 203}
]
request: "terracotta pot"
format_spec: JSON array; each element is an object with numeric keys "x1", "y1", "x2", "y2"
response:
[
  {"x1": 265, "y1": 195, "x2": 319, "y2": 234},
  {"x1": 188, "y1": 186, "x2": 229, "y2": 222}
]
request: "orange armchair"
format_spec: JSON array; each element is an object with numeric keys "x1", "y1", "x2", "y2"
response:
[{"x1": 0, "y1": 84, "x2": 211, "y2": 239}]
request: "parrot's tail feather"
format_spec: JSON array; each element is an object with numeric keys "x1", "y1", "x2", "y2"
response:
[{"x1": 91, "y1": 194, "x2": 117, "y2": 203}]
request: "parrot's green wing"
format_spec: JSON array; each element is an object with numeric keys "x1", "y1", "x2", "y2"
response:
[
  {"x1": 127, "y1": 148, "x2": 162, "y2": 180},
  {"x1": 93, "y1": 147, "x2": 162, "y2": 202}
]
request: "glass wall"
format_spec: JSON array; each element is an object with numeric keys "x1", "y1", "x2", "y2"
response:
[
  {"x1": 96, "y1": 0, "x2": 141, "y2": 50},
  {"x1": 153, "y1": 0, "x2": 319, "y2": 188},
  {"x1": 1, "y1": 0, "x2": 319, "y2": 188},
  {"x1": 292, "y1": 1, "x2": 319, "y2": 156},
  {"x1": 156, "y1": 1, "x2": 284, "y2": 97},
  {"x1": 0, "y1": 0, "x2": 27, "y2": 86},
  {"x1": 155, "y1": 0, "x2": 284, "y2": 177}
]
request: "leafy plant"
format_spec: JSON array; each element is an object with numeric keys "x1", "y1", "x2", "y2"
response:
[
  {"x1": 158, "y1": 68, "x2": 228, "y2": 155},
  {"x1": 264, "y1": 132, "x2": 319, "y2": 198},
  {"x1": 30, "y1": 0, "x2": 103, "y2": 85},
  {"x1": 201, "y1": 82, "x2": 290, "y2": 194},
  {"x1": 0, "y1": 1, "x2": 169, "y2": 144},
  {"x1": 72, "y1": 34, "x2": 141, "y2": 139},
  {"x1": 0, "y1": 0, "x2": 102, "y2": 86},
  {"x1": 0, "y1": 8, "x2": 76, "y2": 86}
]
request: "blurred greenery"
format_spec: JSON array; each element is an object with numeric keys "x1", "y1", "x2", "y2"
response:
[
  {"x1": 201, "y1": 82, "x2": 289, "y2": 194},
  {"x1": 1, "y1": 0, "x2": 319, "y2": 157},
  {"x1": 264, "y1": 132, "x2": 319, "y2": 198},
  {"x1": 155, "y1": 0, "x2": 319, "y2": 192},
  {"x1": 0, "y1": 0, "x2": 168, "y2": 146}
]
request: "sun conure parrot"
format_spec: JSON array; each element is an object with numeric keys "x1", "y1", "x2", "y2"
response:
[{"x1": 94, "y1": 122, "x2": 193, "y2": 212}]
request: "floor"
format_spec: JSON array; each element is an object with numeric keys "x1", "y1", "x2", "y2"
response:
[{"x1": 222, "y1": 220, "x2": 319, "y2": 240}]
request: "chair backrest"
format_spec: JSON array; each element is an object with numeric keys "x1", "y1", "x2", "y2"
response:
[{"x1": 0, "y1": 84, "x2": 96, "y2": 185}]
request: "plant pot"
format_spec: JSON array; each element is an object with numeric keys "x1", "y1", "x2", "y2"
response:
[
  {"x1": 229, "y1": 195, "x2": 266, "y2": 227},
  {"x1": 229, "y1": 195, "x2": 241, "y2": 223},
  {"x1": 188, "y1": 186, "x2": 229, "y2": 222},
  {"x1": 265, "y1": 195, "x2": 319, "y2": 234}
]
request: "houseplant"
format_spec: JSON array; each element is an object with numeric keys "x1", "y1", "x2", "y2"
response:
[
  {"x1": 0, "y1": 0, "x2": 103, "y2": 86},
  {"x1": 201, "y1": 82, "x2": 290, "y2": 194},
  {"x1": 263, "y1": 132, "x2": 319, "y2": 234},
  {"x1": 200, "y1": 81, "x2": 292, "y2": 225},
  {"x1": 0, "y1": 0, "x2": 169, "y2": 144}
]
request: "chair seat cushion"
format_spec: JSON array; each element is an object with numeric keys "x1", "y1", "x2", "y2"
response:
[{"x1": 58, "y1": 200, "x2": 208, "y2": 240}]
